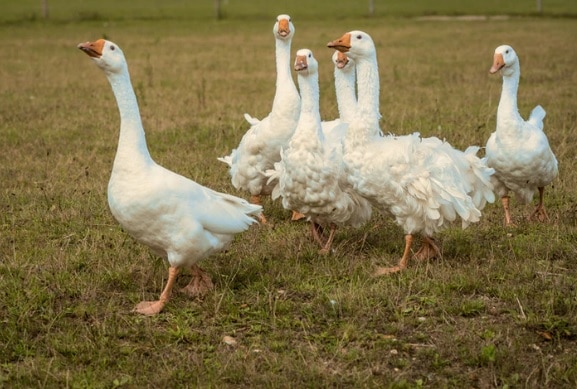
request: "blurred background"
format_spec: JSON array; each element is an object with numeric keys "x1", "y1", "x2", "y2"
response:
[{"x1": 4, "y1": 0, "x2": 577, "y2": 23}]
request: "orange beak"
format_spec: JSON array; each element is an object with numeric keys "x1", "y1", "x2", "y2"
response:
[
  {"x1": 78, "y1": 39, "x2": 105, "y2": 58},
  {"x1": 335, "y1": 52, "x2": 349, "y2": 69},
  {"x1": 278, "y1": 18, "x2": 291, "y2": 37},
  {"x1": 327, "y1": 33, "x2": 351, "y2": 53},
  {"x1": 489, "y1": 53, "x2": 505, "y2": 74},
  {"x1": 294, "y1": 55, "x2": 308, "y2": 71}
]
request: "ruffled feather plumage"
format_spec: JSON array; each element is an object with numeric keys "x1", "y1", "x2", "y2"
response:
[
  {"x1": 218, "y1": 15, "x2": 300, "y2": 222},
  {"x1": 267, "y1": 49, "x2": 371, "y2": 253},
  {"x1": 328, "y1": 30, "x2": 495, "y2": 273}
]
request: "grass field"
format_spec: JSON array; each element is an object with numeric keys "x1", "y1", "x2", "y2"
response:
[
  {"x1": 4, "y1": 0, "x2": 577, "y2": 22},
  {"x1": 1, "y1": 1, "x2": 577, "y2": 387}
]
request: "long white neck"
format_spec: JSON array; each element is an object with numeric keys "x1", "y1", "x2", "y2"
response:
[
  {"x1": 106, "y1": 68, "x2": 153, "y2": 172},
  {"x1": 497, "y1": 63, "x2": 523, "y2": 129},
  {"x1": 271, "y1": 37, "x2": 300, "y2": 112},
  {"x1": 334, "y1": 66, "x2": 357, "y2": 123},
  {"x1": 291, "y1": 71, "x2": 322, "y2": 143},
  {"x1": 346, "y1": 53, "x2": 381, "y2": 147}
]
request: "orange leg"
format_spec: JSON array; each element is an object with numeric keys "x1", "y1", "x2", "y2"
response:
[
  {"x1": 374, "y1": 234, "x2": 413, "y2": 276},
  {"x1": 413, "y1": 236, "x2": 441, "y2": 261},
  {"x1": 180, "y1": 264, "x2": 214, "y2": 297},
  {"x1": 134, "y1": 266, "x2": 180, "y2": 316},
  {"x1": 319, "y1": 224, "x2": 337, "y2": 255},
  {"x1": 529, "y1": 187, "x2": 550, "y2": 222},
  {"x1": 250, "y1": 194, "x2": 267, "y2": 224},
  {"x1": 501, "y1": 196, "x2": 515, "y2": 227},
  {"x1": 310, "y1": 222, "x2": 326, "y2": 247}
]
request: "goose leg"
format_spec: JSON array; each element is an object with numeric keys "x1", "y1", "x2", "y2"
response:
[
  {"x1": 502, "y1": 196, "x2": 515, "y2": 227},
  {"x1": 250, "y1": 194, "x2": 267, "y2": 224},
  {"x1": 413, "y1": 236, "x2": 441, "y2": 261},
  {"x1": 180, "y1": 264, "x2": 214, "y2": 297},
  {"x1": 529, "y1": 187, "x2": 550, "y2": 222},
  {"x1": 374, "y1": 234, "x2": 413, "y2": 275},
  {"x1": 319, "y1": 224, "x2": 337, "y2": 255},
  {"x1": 310, "y1": 222, "x2": 326, "y2": 247},
  {"x1": 134, "y1": 266, "x2": 180, "y2": 316}
]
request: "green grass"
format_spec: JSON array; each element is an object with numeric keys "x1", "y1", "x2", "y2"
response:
[
  {"x1": 1, "y1": 1, "x2": 577, "y2": 387},
  {"x1": 3, "y1": 0, "x2": 577, "y2": 23}
]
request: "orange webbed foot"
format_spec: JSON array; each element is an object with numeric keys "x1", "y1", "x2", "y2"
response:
[
  {"x1": 413, "y1": 237, "x2": 441, "y2": 261},
  {"x1": 291, "y1": 210, "x2": 306, "y2": 221},
  {"x1": 374, "y1": 265, "x2": 405, "y2": 276},
  {"x1": 374, "y1": 234, "x2": 413, "y2": 276},
  {"x1": 180, "y1": 265, "x2": 214, "y2": 297},
  {"x1": 529, "y1": 205, "x2": 549, "y2": 223},
  {"x1": 133, "y1": 300, "x2": 166, "y2": 316}
]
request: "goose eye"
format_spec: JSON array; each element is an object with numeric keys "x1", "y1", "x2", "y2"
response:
[
  {"x1": 110, "y1": 45, "x2": 115, "y2": 51},
  {"x1": 505, "y1": 49, "x2": 509, "y2": 54},
  {"x1": 308, "y1": 53, "x2": 311, "y2": 58},
  {"x1": 357, "y1": 35, "x2": 362, "y2": 39}
]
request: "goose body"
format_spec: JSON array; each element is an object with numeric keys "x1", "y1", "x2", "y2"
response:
[
  {"x1": 328, "y1": 31, "x2": 495, "y2": 273},
  {"x1": 218, "y1": 15, "x2": 300, "y2": 222},
  {"x1": 267, "y1": 49, "x2": 372, "y2": 252},
  {"x1": 486, "y1": 45, "x2": 558, "y2": 226},
  {"x1": 78, "y1": 39, "x2": 261, "y2": 315}
]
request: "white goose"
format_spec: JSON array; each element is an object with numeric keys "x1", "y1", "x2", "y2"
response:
[
  {"x1": 299, "y1": 51, "x2": 358, "y2": 163},
  {"x1": 328, "y1": 31, "x2": 495, "y2": 274},
  {"x1": 267, "y1": 49, "x2": 372, "y2": 253},
  {"x1": 486, "y1": 45, "x2": 558, "y2": 226},
  {"x1": 218, "y1": 14, "x2": 300, "y2": 223},
  {"x1": 318, "y1": 51, "x2": 358, "y2": 138},
  {"x1": 78, "y1": 39, "x2": 262, "y2": 315},
  {"x1": 329, "y1": 50, "x2": 383, "y2": 132},
  {"x1": 332, "y1": 51, "x2": 358, "y2": 123}
]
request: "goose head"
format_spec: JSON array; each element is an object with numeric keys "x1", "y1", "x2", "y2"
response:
[
  {"x1": 78, "y1": 39, "x2": 127, "y2": 75},
  {"x1": 274, "y1": 14, "x2": 295, "y2": 40},
  {"x1": 490, "y1": 45, "x2": 519, "y2": 77},
  {"x1": 294, "y1": 49, "x2": 318, "y2": 76},
  {"x1": 332, "y1": 51, "x2": 354, "y2": 71},
  {"x1": 327, "y1": 30, "x2": 376, "y2": 61}
]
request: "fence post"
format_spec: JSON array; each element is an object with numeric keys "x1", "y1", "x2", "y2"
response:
[
  {"x1": 214, "y1": 0, "x2": 222, "y2": 20},
  {"x1": 368, "y1": 0, "x2": 375, "y2": 16},
  {"x1": 42, "y1": 0, "x2": 49, "y2": 19}
]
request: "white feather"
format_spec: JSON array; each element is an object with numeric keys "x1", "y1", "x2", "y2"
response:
[
  {"x1": 266, "y1": 48, "x2": 372, "y2": 232},
  {"x1": 333, "y1": 31, "x2": 494, "y2": 240},
  {"x1": 486, "y1": 45, "x2": 558, "y2": 205},
  {"x1": 218, "y1": 14, "x2": 300, "y2": 201},
  {"x1": 79, "y1": 39, "x2": 261, "y2": 314}
]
